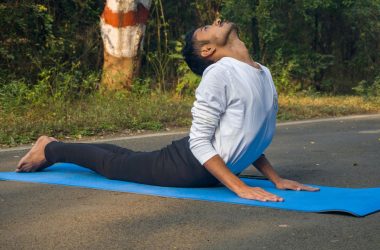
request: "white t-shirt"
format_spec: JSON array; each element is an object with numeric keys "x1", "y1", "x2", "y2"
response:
[{"x1": 189, "y1": 56, "x2": 278, "y2": 174}]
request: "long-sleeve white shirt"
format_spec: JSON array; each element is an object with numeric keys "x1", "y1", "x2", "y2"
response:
[{"x1": 189, "y1": 57, "x2": 278, "y2": 174}]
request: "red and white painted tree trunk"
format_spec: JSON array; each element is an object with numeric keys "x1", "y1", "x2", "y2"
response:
[{"x1": 100, "y1": 0, "x2": 152, "y2": 90}]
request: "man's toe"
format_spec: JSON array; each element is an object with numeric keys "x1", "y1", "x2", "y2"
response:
[{"x1": 16, "y1": 160, "x2": 23, "y2": 169}]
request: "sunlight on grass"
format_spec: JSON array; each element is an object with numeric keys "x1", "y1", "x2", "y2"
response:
[
  {"x1": 278, "y1": 95, "x2": 380, "y2": 120},
  {"x1": 1, "y1": 93, "x2": 379, "y2": 146}
]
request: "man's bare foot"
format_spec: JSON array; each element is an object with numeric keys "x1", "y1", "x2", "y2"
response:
[{"x1": 16, "y1": 136, "x2": 58, "y2": 172}]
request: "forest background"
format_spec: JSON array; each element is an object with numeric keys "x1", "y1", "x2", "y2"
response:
[{"x1": 1, "y1": 0, "x2": 379, "y2": 146}]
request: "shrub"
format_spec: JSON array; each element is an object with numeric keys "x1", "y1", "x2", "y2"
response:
[{"x1": 353, "y1": 75, "x2": 380, "y2": 97}]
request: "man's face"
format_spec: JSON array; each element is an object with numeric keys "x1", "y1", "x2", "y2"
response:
[{"x1": 193, "y1": 19, "x2": 238, "y2": 47}]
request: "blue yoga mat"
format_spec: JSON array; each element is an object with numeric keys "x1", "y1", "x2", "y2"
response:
[{"x1": 1, "y1": 163, "x2": 379, "y2": 217}]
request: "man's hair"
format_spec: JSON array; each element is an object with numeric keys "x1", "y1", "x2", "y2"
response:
[{"x1": 182, "y1": 28, "x2": 214, "y2": 76}]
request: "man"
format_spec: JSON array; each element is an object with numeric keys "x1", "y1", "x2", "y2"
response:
[{"x1": 16, "y1": 19, "x2": 319, "y2": 202}]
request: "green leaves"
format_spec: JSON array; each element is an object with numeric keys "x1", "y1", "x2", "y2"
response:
[
  {"x1": 221, "y1": 0, "x2": 380, "y2": 93},
  {"x1": 1, "y1": 0, "x2": 379, "y2": 98}
]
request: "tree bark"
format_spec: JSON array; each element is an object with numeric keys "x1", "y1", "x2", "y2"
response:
[{"x1": 100, "y1": 0, "x2": 152, "y2": 90}]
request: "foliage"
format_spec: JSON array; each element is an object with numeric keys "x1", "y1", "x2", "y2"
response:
[
  {"x1": 0, "y1": 1, "x2": 103, "y2": 91},
  {"x1": 1, "y1": 0, "x2": 380, "y2": 102},
  {"x1": 0, "y1": 63, "x2": 99, "y2": 110},
  {"x1": 142, "y1": 0, "x2": 221, "y2": 91},
  {"x1": 221, "y1": 0, "x2": 380, "y2": 93},
  {"x1": 131, "y1": 77, "x2": 152, "y2": 96},
  {"x1": 175, "y1": 60, "x2": 201, "y2": 96},
  {"x1": 353, "y1": 75, "x2": 380, "y2": 97},
  {"x1": 1, "y1": 0, "x2": 380, "y2": 147}
]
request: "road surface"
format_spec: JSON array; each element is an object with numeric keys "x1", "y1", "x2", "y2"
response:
[{"x1": 1, "y1": 114, "x2": 379, "y2": 249}]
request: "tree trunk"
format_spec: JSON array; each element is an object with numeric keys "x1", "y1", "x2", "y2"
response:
[{"x1": 100, "y1": 0, "x2": 152, "y2": 90}]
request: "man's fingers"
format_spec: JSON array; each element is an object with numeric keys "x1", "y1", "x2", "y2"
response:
[
  {"x1": 256, "y1": 189, "x2": 283, "y2": 202},
  {"x1": 239, "y1": 187, "x2": 284, "y2": 202},
  {"x1": 254, "y1": 195, "x2": 280, "y2": 202},
  {"x1": 262, "y1": 192, "x2": 282, "y2": 201},
  {"x1": 283, "y1": 182, "x2": 320, "y2": 192},
  {"x1": 300, "y1": 184, "x2": 320, "y2": 191},
  {"x1": 290, "y1": 183, "x2": 320, "y2": 192},
  {"x1": 241, "y1": 191, "x2": 284, "y2": 202},
  {"x1": 280, "y1": 183, "x2": 300, "y2": 191}
]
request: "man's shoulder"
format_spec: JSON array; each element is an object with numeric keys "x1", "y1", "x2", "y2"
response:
[
  {"x1": 196, "y1": 61, "x2": 230, "y2": 92},
  {"x1": 202, "y1": 59, "x2": 230, "y2": 79}
]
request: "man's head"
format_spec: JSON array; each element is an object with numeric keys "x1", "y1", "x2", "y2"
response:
[{"x1": 182, "y1": 19, "x2": 239, "y2": 75}]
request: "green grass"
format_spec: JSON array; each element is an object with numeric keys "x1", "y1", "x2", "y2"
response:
[
  {"x1": 1, "y1": 92, "x2": 379, "y2": 147},
  {"x1": 0, "y1": 91, "x2": 193, "y2": 147}
]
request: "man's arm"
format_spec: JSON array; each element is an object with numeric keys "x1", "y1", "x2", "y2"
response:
[
  {"x1": 253, "y1": 155, "x2": 319, "y2": 191},
  {"x1": 188, "y1": 70, "x2": 309, "y2": 201},
  {"x1": 203, "y1": 155, "x2": 284, "y2": 202}
]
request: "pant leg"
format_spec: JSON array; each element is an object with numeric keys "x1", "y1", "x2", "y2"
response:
[
  {"x1": 54, "y1": 142, "x2": 139, "y2": 155},
  {"x1": 44, "y1": 138, "x2": 220, "y2": 187},
  {"x1": 89, "y1": 143, "x2": 135, "y2": 154},
  {"x1": 44, "y1": 141, "x2": 180, "y2": 186},
  {"x1": 44, "y1": 141, "x2": 132, "y2": 177}
]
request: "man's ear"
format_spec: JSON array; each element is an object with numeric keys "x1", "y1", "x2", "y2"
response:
[{"x1": 200, "y1": 45, "x2": 216, "y2": 58}]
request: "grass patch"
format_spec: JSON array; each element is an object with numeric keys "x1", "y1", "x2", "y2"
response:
[
  {"x1": 277, "y1": 95, "x2": 380, "y2": 120},
  {"x1": 1, "y1": 92, "x2": 379, "y2": 147},
  {"x1": 0, "y1": 91, "x2": 193, "y2": 147}
]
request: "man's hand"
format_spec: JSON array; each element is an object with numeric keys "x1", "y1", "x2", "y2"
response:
[
  {"x1": 236, "y1": 185, "x2": 284, "y2": 202},
  {"x1": 203, "y1": 155, "x2": 285, "y2": 202},
  {"x1": 253, "y1": 155, "x2": 320, "y2": 192},
  {"x1": 275, "y1": 178, "x2": 320, "y2": 192}
]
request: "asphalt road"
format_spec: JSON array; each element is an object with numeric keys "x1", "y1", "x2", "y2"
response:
[{"x1": 1, "y1": 115, "x2": 380, "y2": 250}]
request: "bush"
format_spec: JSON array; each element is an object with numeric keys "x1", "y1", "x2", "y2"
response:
[
  {"x1": 0, "y1": 63, "x2": 100, "y2": 109},
  {"x1": 0, "y1": 1, "x2": 103, "y2": 90},
  {"x1": 353, "y1": 75, "x2": 380, "y2": 97}
]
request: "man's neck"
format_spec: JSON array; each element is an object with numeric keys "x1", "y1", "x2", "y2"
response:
[{"x1": 214, "y1": 34, "x2": 260, "y2": 69}]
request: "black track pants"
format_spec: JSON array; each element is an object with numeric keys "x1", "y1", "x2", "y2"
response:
[{"x1": 44, "y1": 136, "x2": 219, "y2": 187}]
